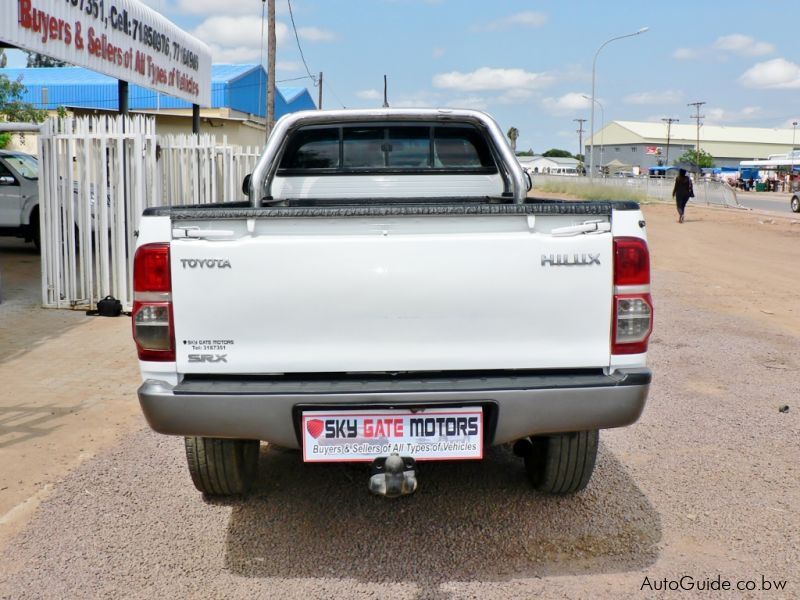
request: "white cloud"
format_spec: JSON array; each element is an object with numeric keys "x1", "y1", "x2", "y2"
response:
[
  {"x1": 676, "y1": 34, "x2": 775, "y2": 64},
  {"x1": 432, "y1": 47, "x2": 445, "y2": 59},
  {"x1": 356, "y1": 89, "x2": 382, "y2": 100},
  {"x1": 298, "y1": 27, "x2": 336, "y2": 42},
  {"x1": 478, "y1": 11, "x2": 548, "y2": 31},
  {"x1": 714, "y1": 34, "x2": 775, "y2": 57},
  {"x1": 704, "y1": 106, "x2": 762, "y2": 125},
  {"x1": 541, "y1": 92, "x2": 591, "y2": 115},
  {"x1": 739, "y1": 58, "x2": 800, "y2": 89},
  {"x1": 390, "y1": 91, "x2": 442, "y2": 108},
  {"x1": 624, "y1": 90, "x2": 683, "y2": 105},
  {"x1": 193, "y1": 17, "x2": 288, "y2": 51},
  {"x1": 446, "y1": 96, "x2": 490, "y2": 110},
  {"x1": 496, "y1": 88, "x2": 536, "y2": 104},
  {"x1": 433, "y1": 67, "x2": 553, "y2": 91},
  {"x1": 277, "y1": 61, "x2": 301, "y2": 72},
  {"x1": 175, "y1": 0, "x2": 287, "y2": 15},
  {"x1": 673, "y1": 47, "x2": 697, "y2": 60},
  {"x1": 205, "y1": 44, "x2": 261, "y2": 64}
]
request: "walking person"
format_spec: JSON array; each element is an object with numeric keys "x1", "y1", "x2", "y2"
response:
[{"x1": 672, "y1": 168, "x2": 694, "y2": 223}]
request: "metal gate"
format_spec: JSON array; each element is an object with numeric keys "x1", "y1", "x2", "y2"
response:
[{"x1": 38, "y1": 115, "x2": 260, "y2": 311}]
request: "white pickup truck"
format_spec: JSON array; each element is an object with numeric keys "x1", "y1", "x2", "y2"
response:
[{"x1": 133, "y1": 109, "x2": 653, "y2": 498}]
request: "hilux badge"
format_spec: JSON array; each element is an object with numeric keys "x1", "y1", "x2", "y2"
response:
[{"x1": 541, "y1": 253, "x2": 601, "y2": 266}]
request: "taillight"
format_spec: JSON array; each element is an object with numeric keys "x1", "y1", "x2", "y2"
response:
[
  {"x1": 132, "y1": 243, "x2": 174, "y2": 361},
  {"x1": 612, "y1": 237, "x2": 653, "y2": 354}
]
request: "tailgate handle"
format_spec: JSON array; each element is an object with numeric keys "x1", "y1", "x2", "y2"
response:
[
  {"x1": 172, "y1": 227, "x2": 234, "y2": 240},
  {"x1": 551, "y1": 220, "x2": 611, "y2": 237}
]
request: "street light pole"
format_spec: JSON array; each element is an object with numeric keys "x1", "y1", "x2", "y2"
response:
[{"x1": 589, "y1": 27, "x2": 649, "y2": 182}]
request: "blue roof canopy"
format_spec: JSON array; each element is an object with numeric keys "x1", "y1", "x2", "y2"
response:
[{"x1": 0, "y1": 65, "x2": 316, "y2": 118}]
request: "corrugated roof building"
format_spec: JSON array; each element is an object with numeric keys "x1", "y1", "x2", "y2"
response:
[
  {"x1": 585, "y1": 121, "x2": 797, "y2": 169},
  {"x1": 0, "y1": 65, "x2": 316, "y2": 147}
]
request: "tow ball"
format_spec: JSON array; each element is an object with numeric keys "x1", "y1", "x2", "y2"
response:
[{"x1": 369, "y1": 454, "x2": 418, "y2": 497}]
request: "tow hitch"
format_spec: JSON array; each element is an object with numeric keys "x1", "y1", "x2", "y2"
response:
[{"x1": 369, "y1": 454, "x2": 418, "y2": 497}]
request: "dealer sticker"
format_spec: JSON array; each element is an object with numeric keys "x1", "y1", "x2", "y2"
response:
[{"x1": 302, "y1": 408, "x2": 483, "y2": 462}]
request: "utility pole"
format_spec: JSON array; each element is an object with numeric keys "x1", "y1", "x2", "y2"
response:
[
  {"x1": 382, "y1": 75, "x2": 389, "y2": 108},
  {"x1": 661, "y1": 117, "x2": 678, "y2": 167},
  {"x1": 266, "y1": 0, "x2": 276, "y2": 141},
  {"x1": 573, "y1": 118, "x2": 586, "y2": 172},
  {"x1": 687, "y1": 102, "x2": 705, "y2": 176},
  {"x1": 318, "y1": 71, "x2": 323, "y2": 109}
]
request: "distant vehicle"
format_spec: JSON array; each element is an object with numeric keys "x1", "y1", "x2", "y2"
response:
[{"x1": 0, "y1": 150, "x2": 40, "y2": 249}]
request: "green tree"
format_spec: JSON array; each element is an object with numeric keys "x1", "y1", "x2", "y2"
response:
[
  {"x1": 25, "y1": 52, "x2": 68, "y2": 68},
  {"x1": 507, "y1": 127, "x2": 519, "y2": 154},
  {"x1": 0, "y1": 74, "x2": 48, "y2": 123},
  {"x1": 516, "y1": 149, "x2": 534, "y2": 157},
  {"x1": 542, "y1": 148, "x2": 573, "y2": 158},
  {"x1": 677, "y1": 148, "x2": 715, "y2": 169}
]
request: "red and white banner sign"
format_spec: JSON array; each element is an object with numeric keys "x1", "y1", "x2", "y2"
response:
[
  {"x1": 645, "y1": 146, "x2": 662, "y2": 155},
  {"x1": 0, "y1": 0, "x2": 211, "y2": 106},
  {"x1": 302, "y1": 407, "x2": 484, "y2": 462}
]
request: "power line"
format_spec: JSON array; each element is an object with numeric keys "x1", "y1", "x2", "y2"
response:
[
  {"x1": 324, "y1": 80, "x2": 346, "y2": 109},
  {"x1": 276, "y1": 75, "x2": 316, "y2": 83},
  {"x1": 287, "y1": 0, "x2": 317, "y2": 86}
]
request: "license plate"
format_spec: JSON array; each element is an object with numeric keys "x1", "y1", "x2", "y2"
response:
[{"x1": 301, "y1": 407, "x2": 483, "y2": 462}]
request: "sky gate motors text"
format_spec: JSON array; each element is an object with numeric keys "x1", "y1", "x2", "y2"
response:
[{"x1": 322, "y1": 416, "x2": 480, "y2": 439}]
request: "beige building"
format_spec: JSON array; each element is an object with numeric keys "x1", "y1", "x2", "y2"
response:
[{"x1": 585, "y1": 121, "x2": 798, "y2": 169}]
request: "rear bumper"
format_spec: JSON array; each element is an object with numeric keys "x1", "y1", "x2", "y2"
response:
[{"x1": 138, "y1": 368, "x2": 651, "y2": 448}]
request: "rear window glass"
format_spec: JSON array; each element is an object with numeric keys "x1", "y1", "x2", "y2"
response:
[
  {"x1": 280, "y1": 128, "x2": 339, "y2": 169},
  {"x1": 388, "y1": 127, "x2": 430, "y2": 168},
  {"x1": 343, "y1": 127, "x2": 385, "y2": 168},
  {"x1": 433, "y1": 127, "x2": 491, "y2": 168},
  {"x1": 278, "y1": 123, "x2": 496, "y2": 173}
]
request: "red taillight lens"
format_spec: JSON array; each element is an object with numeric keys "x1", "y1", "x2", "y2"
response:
[
  {"x1": 612, "y1": 237, "x2": 653, "y2": 355},
  {"x1": 614, "y1": 237, "x2": 650, "y2": 286},
  {"x1": 132, "y1": 243, "x2": 174, "y2": 361},
  {"x1": 134, "y1": 243, "x2": 171, "y2": 293}
]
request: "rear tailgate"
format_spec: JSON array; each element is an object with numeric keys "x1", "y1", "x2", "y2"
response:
[{"x1": 170, "y1": 210, "x2": 613, "y2": 374}]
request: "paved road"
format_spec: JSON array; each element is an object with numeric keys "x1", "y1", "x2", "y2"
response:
[{"x1": 734, "y1": 191, "x2": 797, "y2": 216}]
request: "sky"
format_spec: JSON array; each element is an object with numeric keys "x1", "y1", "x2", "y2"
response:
[{"x1": 5, "y1": 0, "x2": 800, "y2": 153}]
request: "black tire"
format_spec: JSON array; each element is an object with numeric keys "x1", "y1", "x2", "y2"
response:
[
  {"x1": 184, "y1": 437, "x2": 260, "y2": 495},
  {"x1": 791, "y1": 195, "x2": 800, "y2": 213},
  {"x1": 29, "y1": 209, "x2": 41, "y2": 252},
  {"x1": 524, "y1": 430, "x2": 599, "y2": 494}
]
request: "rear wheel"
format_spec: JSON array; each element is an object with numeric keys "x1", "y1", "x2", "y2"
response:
[
  {"x1": 791, "y1": 195, "x2": 800, "y2": 213},
  {"x1": 29, "y1": 209, "x2": 40, "y2": 252},
  {"x1": 524, "y1": 430, "x2": 599, "y2": 494},
  {"x1": 184, "y1": 437, "x2": 260, "y2": 495}
]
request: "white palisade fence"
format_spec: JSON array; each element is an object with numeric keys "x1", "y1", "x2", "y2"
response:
[{"x1": 38, "y1": 115, "x2": 260, "y2": 311}]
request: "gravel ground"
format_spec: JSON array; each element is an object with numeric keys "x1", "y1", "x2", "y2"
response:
[{"x1": 0, "y1": 264, "x2": 797, "y2": 599}]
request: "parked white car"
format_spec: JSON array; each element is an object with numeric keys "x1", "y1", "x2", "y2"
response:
[{"x1": 0, "y1": 150, "x2": 40, "y2": 249}]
